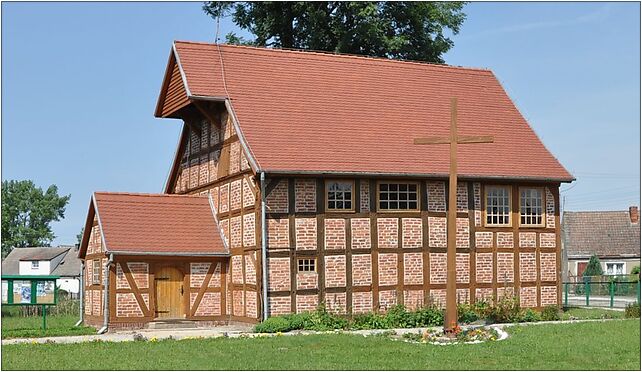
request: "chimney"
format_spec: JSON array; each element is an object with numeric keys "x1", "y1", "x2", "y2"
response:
[{"x1": 629, "y1": 206, "x2": 639, "y2": 224}]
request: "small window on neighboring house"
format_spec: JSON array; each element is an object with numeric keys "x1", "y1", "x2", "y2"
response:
[
  {"x1": 92, "y1": 260, "x2": 101, "y2": 285},
  {"x1": 31, "y1": 261, "x2": 39, "y2": 270},
  {"x1": 378, "y1": 182, "x2": 419, "y2": 211},
  {"x1": 606, "y1": 263, "x2": 625, "y2": 275},
  {"x1": 298, "y1": 258, "x2": 316, "y2": 273},
  {"x1": 520, "y1": 188, "x2": 544, "y2": 226},
  {"x1": 326, "y1": 180, "x2": 354, "y2": 211},
  {"x1": 486, "y1": 186, "x2": 511, "y2": 226}
]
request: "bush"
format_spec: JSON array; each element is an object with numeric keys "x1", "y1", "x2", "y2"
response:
[
  {"x1": 631, "y1": 266, "x2": 640, "y2": 276},
  {"x1": 487, "y1": 296, "x2": 521, "y2": 323},
  {"x1": 383, "y1": 305, "x2": 413, "y2": 328},
  {"x1": 410, "y1": 306, "x2": 443, "y2": 327},
  {"x1": 305, "y1": 304, "x2": 349, "y2": 331},
  {"x1": 541, "y1": 305, "x2": 561, "y2": 321},
  {"x1": 457, "y1": 303, "x2": 479, "y2": 324},
  {"x1": 625, "y1": 302, "x2": 640, "y2": 318},
  {"x1": 519, "y1": 308, "x2": 541, "y2": 323},
  {"x1": 352, "y1": 312, "x2": 386, "y2": 330},
  {"x1": 583, "y1": 255, "x2": 603, "y2": 276},
  {"x1": 254, "y1": 316, "x2": 292, "y2": 333}
]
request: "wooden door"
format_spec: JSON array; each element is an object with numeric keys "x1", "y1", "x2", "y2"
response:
[
  {"x1": 577, "y1": 262, "x2": 588, "y2": 277},
  {"x1": 155, "y1": 266, "x2": 184, "y2": 319}
]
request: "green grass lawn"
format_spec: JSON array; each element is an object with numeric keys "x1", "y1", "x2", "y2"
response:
[
  {"x1": 561, "y1": 307, "x2": 625, "y2": 320},
  {"x1": 2, "y1": 319, "x2": 639, "y2": 370},
  {"x1": 1, "y1": 314, "x2": 96, "y2": 339}
]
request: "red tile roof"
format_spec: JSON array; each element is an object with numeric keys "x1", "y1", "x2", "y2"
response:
[
  {"x1": 84, "y1": 192, "x2": 227, "y2": 256},
  {"x1": 169, "y1": 41, "x2": 573, "y2": 182}
]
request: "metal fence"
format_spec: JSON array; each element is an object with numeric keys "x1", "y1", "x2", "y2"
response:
[{"x1": 563, "y1": 275, "x2": 640, "y2": 309}]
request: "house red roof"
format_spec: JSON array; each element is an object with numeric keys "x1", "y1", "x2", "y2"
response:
[
  {"x1": 167, "y1": 41, "x2": 573, "y2": 182},
  {"x1": 80, "y1": 192, "x2": 227, "y2": 256},
  {"x1": 563, "y1": 210, "x2": 641, "y2": 259}
]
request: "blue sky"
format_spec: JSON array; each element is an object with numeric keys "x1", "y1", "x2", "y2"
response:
[{"x1": 2, "y1": 2, "x2": 640, "y2": 245}]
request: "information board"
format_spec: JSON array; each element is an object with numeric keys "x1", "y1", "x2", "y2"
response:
[{"x1": 1, "y1": 276, "x2": 58, "y2": 305}]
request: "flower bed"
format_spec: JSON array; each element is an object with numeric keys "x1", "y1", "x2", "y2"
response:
[{"x1": 398, "y1": 326, "x2": 507, "y2": 345}]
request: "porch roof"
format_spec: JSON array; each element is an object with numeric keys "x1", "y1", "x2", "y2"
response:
[{"x1": 79, "y1": 192, "x2": 228, "y2": 257}]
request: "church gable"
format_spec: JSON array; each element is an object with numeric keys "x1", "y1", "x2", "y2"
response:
[
  {"x1": 155, "y1": 50, "x2": 190, "y2": 119},
  {"x1": 166, "y1": 104, "x2": 253, "y2": 195}
]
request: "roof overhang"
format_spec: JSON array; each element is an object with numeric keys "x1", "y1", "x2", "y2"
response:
[
  {"x1": 263, "y1": 169, "x2": 575, "y2": 183},
  {"x1": 105, "y1": 251, "x2": 230, "y2": 257}
]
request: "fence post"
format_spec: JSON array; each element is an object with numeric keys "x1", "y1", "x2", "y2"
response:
[
  {"x1": 609, "y1": 281, "x2": 614, "y2": 308},
  {"x1": 564, "y1": 283, "x2": 568, "y2": 308},
  {"x1": 585, "y1": 277, "x2": 590, "y2": 306},
  {"x1": 42, "y1": 305, "x2": 47, "y2": 333},
  {"x1": 637, "y1": 280, "x2": 640, "y2": 305}
]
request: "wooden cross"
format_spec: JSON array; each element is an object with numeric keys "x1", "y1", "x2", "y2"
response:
[{"x1": 414, "y1": 98, "x2": 494, "y2": 335}]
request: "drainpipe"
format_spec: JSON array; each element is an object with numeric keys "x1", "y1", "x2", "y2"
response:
[
  {"x1": 97, "y1": 253, "x2": 114, "y2": 334},
  {"x1": 75, "y1": 261, "x2": 85, "y2": 327},
  {"x1": 261, "y1": 172, "x2": 269, "y2": 321}
]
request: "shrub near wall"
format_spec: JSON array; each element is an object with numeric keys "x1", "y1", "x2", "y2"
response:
[
  {"x1": 254, "y1": 304, "x2": 444, "y2": 333},
  {"x1": 254, "y1": 297, "x2": 574, "y2": 333}
]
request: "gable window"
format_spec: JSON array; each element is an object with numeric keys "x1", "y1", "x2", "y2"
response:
[
  {"x1": 298, "y1": 258, "x2": 316, "y2": 273},
  {"x1": 326, "y1": 180, "x2": 354, "y2": 211},
  {"x1": 31, "y1": 261, "x2": 39, "y2": 270},
  {"x1": 606, "y1": 262, "x2": 625, "y2": 275},
  {"x1": 378, "y1": 182, "x2": 419, "y2": 211},
  {"x1": 520, "y1": 188, "x2": 544, "y2": 226},
  {"x1": 92, "y1": 260, "x2": 101, "y2": 285},
  {"x1": 486, "y1": 186, "x2": 511, "y2": 226}
]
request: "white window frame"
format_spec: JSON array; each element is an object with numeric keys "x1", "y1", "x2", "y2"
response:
[
  {"x1": 605, "y1": 262, "x2": 626, "y2": 275},
  {"x1": 519, "y1": 187, "x2": 544, "y2": 227},
  {"x1": 484, "y1": 185, "x2": 511, "y2": 226},
  {"x1": 576, "y1": 261, "x2": 589, "y2": 276},
  {"x1": 30, "y1": 261, "x2": 39, "y2": 270}
]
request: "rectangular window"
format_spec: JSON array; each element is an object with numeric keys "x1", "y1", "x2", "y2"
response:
[
  {"x1": 606, "y1": 263, "x2": 625, "y2": 275},
  {"x1": 31, "y1": 261, "x2": 39, "y2": 270},
  {"x1": 298, "y1": 258, "x2": 316, "y2": 273},
  {"x1": 486, "y1": 186, "x2": 511, "y2": 226},
  {"x1": 520, "y1": 188, "x2": 544, "y2": 226},
  {"x1": 92, "y1": 260, "x2": 101, "y2": 285},
  {"x1": 326, "y1": 180, "x2": 354, "y2": 211},
  {"x1": 378, "y1": 182, "x2": 419, "y2": 211}
]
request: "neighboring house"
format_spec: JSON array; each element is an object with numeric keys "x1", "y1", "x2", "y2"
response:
[
  {"x1": 1, "y1": 246, "x2": 82, "y2": 296},
  {"x1": 78, "y1": 41, "x2": 573, "y2": 330},
  {"x1": 563, "y1": 207, "x2": 641, "y2": 279}
]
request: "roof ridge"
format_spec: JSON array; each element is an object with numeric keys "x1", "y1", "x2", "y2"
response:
[
  {"x1": 173, "y1": 40, "x2": 492, "y2": 74},
  {"x1": 94, "y1": 191, "x2": 207, "y2": 198}
]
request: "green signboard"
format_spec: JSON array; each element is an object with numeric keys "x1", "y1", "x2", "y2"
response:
[
  {"x1": 1, "y1": 275, "x2": 60, "y2": 332},
  {"x1": 1, "y1": 275, "x2": 59, "y2": 306}
]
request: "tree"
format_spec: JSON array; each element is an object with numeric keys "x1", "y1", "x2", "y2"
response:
[
  {"x1": 203, "y1": 2, "x2": 467, "y2": 63},
  {"x1": 1, "y1": 180, "x2": 70, "y2": 257},
  {"x1": 582, "y1": 255, "x2": 603, "y2": 277},
  {"x1": 76, "y1": 227, "x2": 85, "y2": 246}
]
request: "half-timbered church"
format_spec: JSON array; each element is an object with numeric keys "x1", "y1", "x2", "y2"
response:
[{"x1": 79, "y1": 41, "x2": 573, "y2": 330}]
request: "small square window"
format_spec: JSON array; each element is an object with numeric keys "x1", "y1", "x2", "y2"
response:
[
  {"x1": 298, "y1": 258, "x2": 316, "y2": 273},
  {"x1": 326, "y1": 181, "x2": 354, "y2": 211}
]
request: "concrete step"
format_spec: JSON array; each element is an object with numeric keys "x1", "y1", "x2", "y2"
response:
[{"x1": 147, "y1": 320, "x2": 198, "y2": 330}]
